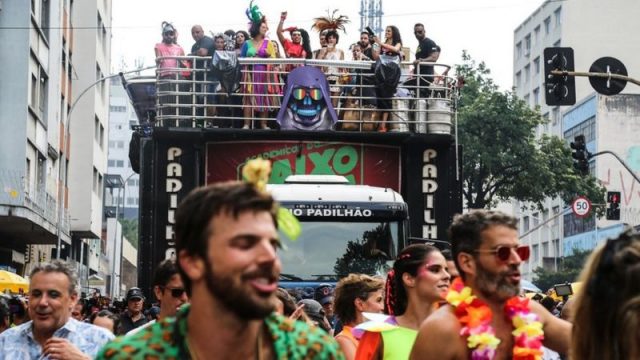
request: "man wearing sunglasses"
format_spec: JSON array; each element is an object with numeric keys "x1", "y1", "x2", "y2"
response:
[
  {"x1": 410, "y1": 210, "x2": 571, "y2": 360},
  {"x1": 126, "y1": 260, "x2": 189, "y2": 335}
]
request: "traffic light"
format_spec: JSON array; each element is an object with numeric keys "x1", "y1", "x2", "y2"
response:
[
  {"x1": 570, "y1": 135, "x2": 591, "y2": 176},
  {"x1": 606, "y1": 191, "x2": 621, "y2": 220},
  {"x1": 544, "y1": 47, "x2": 576, "y2": 106}
]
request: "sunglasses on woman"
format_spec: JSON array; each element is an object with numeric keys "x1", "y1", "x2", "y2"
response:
[{"x1": 474, "y1": 245, "x2": 530, "y2": 262}]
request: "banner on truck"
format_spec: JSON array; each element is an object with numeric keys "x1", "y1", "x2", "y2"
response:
[{"x1": 206, "y1": 141, "x2": 401, "y2": 191}]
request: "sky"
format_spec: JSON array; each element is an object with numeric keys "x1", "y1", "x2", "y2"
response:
[{"x1": 111, "y1": 0, "x2": 547, "y2": 90}]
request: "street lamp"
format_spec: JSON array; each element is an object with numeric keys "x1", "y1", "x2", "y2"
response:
[
  {"x1": 110, "y1": 172, "x2": 136, "y2": 298},
  {"x1": 55, "y1": 66, "x2": 155, "y2": 259}
]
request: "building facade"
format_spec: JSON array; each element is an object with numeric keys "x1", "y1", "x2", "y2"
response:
[
  {"x1": 512, "y1": 0, "x2": 640, "y2": 279},
  {"x1": 0, "y1": 0, "x2": 73, "y2": 276},
  {"x1": 0, "y1": 1, "x2": 113, "y2": 289}
]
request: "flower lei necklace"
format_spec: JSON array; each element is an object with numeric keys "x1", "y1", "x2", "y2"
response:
[{"x1": 446, "y1": 277, "x2": 544, "y2": 360}]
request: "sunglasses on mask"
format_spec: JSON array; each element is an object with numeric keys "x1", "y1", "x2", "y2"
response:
[
  {"x1": 474, "y1": 245, "x2": 530, "y2": 262},
  {"x1": 162, "y1": 286, "x2": 186, "y2": 298},
  {"x1": 292, "y1": 87, "x2": 323, "y2": 101},
  {"x1": 164, "y1": 31, "x2": 175, "y2": 36}
]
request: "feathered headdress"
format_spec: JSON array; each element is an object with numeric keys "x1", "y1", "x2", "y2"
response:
[
  {"x1": 245, "y1": 0, "x2": 264, "y2": 25},
  {"x1": 312, "y1": 9, "x2": 350, "y2": 33}
]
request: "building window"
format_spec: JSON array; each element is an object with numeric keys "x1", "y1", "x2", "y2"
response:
[
  {"x1": 554, "y1": 7, "x2": 562, "y2": 28},
  {"x1": 110, "y1": 105, "x2": 126, "y2": 112},
  {"x1": 516, "y1": 42, "x2": 522, "y2": 59},
  {"x1": 524, "y1": 34, "x2": 531, "y2": 56},
  {"x1": 515, "y1": 71, "x2": 522, "y2": 88},
  {"x1": 524, "y1": 64, "x2": 531, "y2": 83},
  {"x1": 523, "y1": 216, "x2": 530, "y2": 232},
  {"x1": 524, "y1": 94, "x2": 530, "y2": 105},
  {"x1": 563, "y1": 116, "x2": 596, "y2": 143},
  {"x1": 532, "y1": 212, "x2": 539, "y2": 227},
  {"x1": 108, "y1": 141, "x2": 115, "y2": 148},
  {"x1": 544, "y1": 17, "x2": 551, "y2": 35},
  {"x1": 552, "y1": 106, "x2": 560, "y2": 126},
  {"x1": 534, "y1": 26, "x2": 540, "y2": 46},
  {"x1": 108, "y1": 159, "x2": 115, "y2": 167},
  {"x1": 552, "y1": 206, "x2": 560, "y2": 225},
  {"x1": 116, "y1": 160, "x2": 124, "y2": 168},
  {"x1": 534, "y1": 57, "x2": 540, "y2": 75},
  {"x1": 117, "y1": 141, "x2": 124, "y2": 149},
  {"x1": 533, "y1": 88, "x2": 540, "y2": 106},
  {"x1": 93, "y1": 167, "x2": 99, "y2": 194},
  {"x1": 532, "y1": 244, "x2": 539, "y2": 263}
]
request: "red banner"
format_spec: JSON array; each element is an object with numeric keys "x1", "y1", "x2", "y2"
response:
[{"x1": 206, "y1": 141, "x2": 401, "y2": 191}]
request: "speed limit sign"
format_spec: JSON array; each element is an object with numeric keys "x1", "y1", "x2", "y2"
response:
[{"x1": 572, "y1": 196, "x2": 592, "y2": 218}]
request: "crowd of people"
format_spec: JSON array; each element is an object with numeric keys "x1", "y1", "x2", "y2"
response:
[
  {"x1": 154, "y1": 4, "x2": 443, "y2": 130},
  {"x1": 1, "y1": 176, "x2": 639, "y2": 359}
]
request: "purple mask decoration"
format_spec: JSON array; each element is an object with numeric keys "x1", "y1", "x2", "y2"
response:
[{"x1": 277, "y1": 66, "x2": 338, "y2": 130}]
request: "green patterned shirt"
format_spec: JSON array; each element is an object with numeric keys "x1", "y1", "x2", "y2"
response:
[{"x1": 96, "y1": 304, "x2": 344, "y2": 360}]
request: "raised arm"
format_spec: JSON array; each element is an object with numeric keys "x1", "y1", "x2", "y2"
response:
[{"x1": 277, "y1": 11, "x2": 287, "y2": 46}]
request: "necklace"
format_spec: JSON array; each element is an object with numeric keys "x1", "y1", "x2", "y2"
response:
[{"x1": 446, "y1": 277, "x2": 544, "y2": 360}]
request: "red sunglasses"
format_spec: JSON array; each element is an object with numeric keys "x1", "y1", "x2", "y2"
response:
[{"x1": 474, "y1": 245, "x2": 530, "y2": 262}]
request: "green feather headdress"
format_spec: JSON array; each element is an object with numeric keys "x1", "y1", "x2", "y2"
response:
[{"x1": 245, "y1": 0, "x2": 264, "y2": 25}]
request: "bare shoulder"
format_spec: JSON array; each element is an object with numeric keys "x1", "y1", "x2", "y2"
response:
[
  {"x1": 529, "y1": 300, "x2": 571, "y2": 354},
  {"x1": 410, "y1": 306, "x2": 466, "y2": 360}
]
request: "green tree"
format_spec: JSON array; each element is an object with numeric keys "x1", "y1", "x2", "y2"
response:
[
  {"x1": 456, "y1": 52, "x2": 605, "y2": 210},
  {"x1": 333, "y1": 223, "x2": 391, "y2": 277},
  {"x1": 532, "y1": 248, "x2": 592, "y2": 292},
  {"x1": 120, "y1": 218, "x2": 138, "y2": 249}
]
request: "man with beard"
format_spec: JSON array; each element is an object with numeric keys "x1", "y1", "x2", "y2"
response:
[
  {"x1": 126, "y1": 259, "x2": 189, "y2": 335},
  {"x1": 97, "y1": 182, "x2": 344, "y2": 359},
  {"x1": 409, "y1": 210, "x2": 571, "y2": 360},
  {"x1": 0, "y1": 261, "x2": 114, "y2": 359}
]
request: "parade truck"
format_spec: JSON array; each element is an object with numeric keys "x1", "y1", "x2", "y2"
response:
[{"x1": 123, "y1": 57, "x2": 462, "y2": 296}]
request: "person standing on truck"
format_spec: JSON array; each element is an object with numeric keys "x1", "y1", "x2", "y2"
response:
[
  {"x1": 412, "y1": 23, "x2": 439, "y2": 98},
  {"x1": 155, "y1": 21, "x2": 189, "y2": 125},
  {"x1": 190, "y1": 25, "x2": 215, "y2": 121},
  {"x1": 355, "y1": 244, "x2": 450, "y2": 360},
  {"x1": 96, "y1": 181, "x2": 344, "y2": 359},
  {"x1": 241, "y1": 2, "x2": 280, "y2": 130}
]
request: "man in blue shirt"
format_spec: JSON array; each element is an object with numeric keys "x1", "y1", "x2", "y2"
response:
[{"x1": 0, "y1": 260, "x2": 114, "y2": 359}]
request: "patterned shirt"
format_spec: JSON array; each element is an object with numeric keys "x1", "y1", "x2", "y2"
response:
[
  {"x1": 0, "y1": 318, "x2": 115, "y2": 360},
  {"x1": 96, "y1": 304, "x2": 344, "y2": 360}
]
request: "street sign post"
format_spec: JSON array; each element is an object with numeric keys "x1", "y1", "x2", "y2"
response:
[{"x1": 572, "y1": 196, "x2": 592, "y2": 218}]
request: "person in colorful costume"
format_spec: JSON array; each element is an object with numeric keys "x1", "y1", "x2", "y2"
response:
[
  {"x1": 410, "y1": 210, "x2": 571, "y2": 360},
  {"x1": 277, "y1": 11, "x2": 312, "y2": 62},
  {"x1": 354, "y1": 244, "x2": 451, "y2": 360},
  {"x1": 96, "y1": 161, "x2": 343, "y2": 359},
  {"x1": 333, "y1": 274, "x2": 385, "y2": 359},
  {"x1": 241, "y1": 1, "x2": 280, "y2": 129}
]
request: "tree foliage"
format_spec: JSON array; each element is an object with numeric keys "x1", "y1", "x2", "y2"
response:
[
  {"x1": 120, "y1": 218, "x2": 138, "y2": 249},
  {"x1": 456, "y1": 52, "x2": 605, "y2": 210},
  {"x1": 333, "y1": 223, "x2": 391, "y2": 277},
  {"x1": 532, "y1": 248, "x2": 592, "y2": 292}
]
